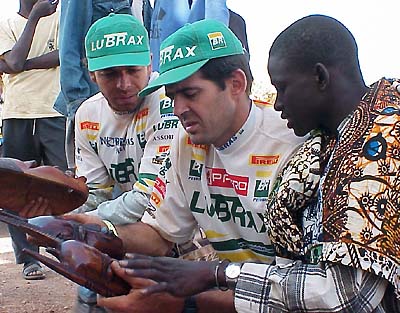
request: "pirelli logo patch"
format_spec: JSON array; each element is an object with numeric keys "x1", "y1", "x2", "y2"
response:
[
  {"x1": 250, "y1": 155, "x2": 280, "y2": 166},
  {"x1": 135, "y1": 108, "x2": 149, "y2": 121},
  {"x1": 187, "y1": 137, "x2": 208, "y2": 150},
  {"x1": 80, "y1": 121, "x2": 100, "y2": 131},
  {"x1": 158, "y1": 145, "x2": 170, "y2": 153}
]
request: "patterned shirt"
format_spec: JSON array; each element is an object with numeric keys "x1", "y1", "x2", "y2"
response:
[{"x1": 234, "y1": 79, "x2": 400, "y2": 312}]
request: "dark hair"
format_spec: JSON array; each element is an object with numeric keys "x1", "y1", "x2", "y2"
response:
[
  {"x1": 199, "y1": 53, "x2": 254, "y2": 95},
  {"x1": 269, "y1": 15, "x2": 363, "y2": 81}
]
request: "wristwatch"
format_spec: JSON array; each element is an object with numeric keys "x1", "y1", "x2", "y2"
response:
[{"x1": 224, "y1": 262, "x2": 242, "y2": 290}]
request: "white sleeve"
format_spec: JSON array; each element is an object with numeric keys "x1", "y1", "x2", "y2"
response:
[
  {"x1": 91, "y1": 88, "x2": 180, "y2": 225},
  {"x1": 74, "y1": 106, "x2": 113, "y2": 189},
  {"x1": 74, "y1": 105, "x2": 115, "y2": 214},
  {"x1": 144, "y1": 134, "x2": 198, "y2": 244}
]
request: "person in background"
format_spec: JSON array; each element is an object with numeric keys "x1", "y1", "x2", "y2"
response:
[
  {"x1": 0, "y1": 0, "x2": 66, "y2": 280},
  {"x1": 104, "y1": 14, "x2": 400, "y2": 313},
  {"x1": 53, "y1": 0, "x2": 135, "y2": 171}
]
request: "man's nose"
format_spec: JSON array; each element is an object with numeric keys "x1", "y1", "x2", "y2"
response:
[
  {"x1": 117, "y1": 73, "x2": 131, "y2": 90},
  {"x1": 173, "y1": 97, "x2": 188, "y2": 118},
  {"x1": 274, "y1": 98, "x2": 283, "y2": 112}
]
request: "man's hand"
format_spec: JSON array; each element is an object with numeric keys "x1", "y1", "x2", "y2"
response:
[
  {"x1": 116, "y1": 254, "x2": 217, "y2": 297},
  {"x1": 19, "y1": 197, "x2": 51, "y2": 218},
  {"x1": 63, "y1": 213, "x2": 106, "y2": 227},
  {"x1": 30, "y1": 0, "x2": 59, "y2": 20},
  {"x1": 97, "y1": 261, "x2": 184, "y2": 313}
]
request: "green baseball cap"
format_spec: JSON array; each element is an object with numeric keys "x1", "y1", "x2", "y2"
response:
[
  {"x1": 85, "y1": 13, "x2": 150, "y2": 71},
  {"x1": 139, "y1": 19, "x2": 244, "y2": 97}
]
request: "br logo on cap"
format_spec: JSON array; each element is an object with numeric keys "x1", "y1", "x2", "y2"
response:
[
  {"x1": 90, "y1": 32, "x2": 145, "y2": 51},
  {"x1": 208, "y1": 32, "x2": 227, "y2": 50}
]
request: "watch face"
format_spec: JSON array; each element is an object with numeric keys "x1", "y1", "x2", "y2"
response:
[{"x1": 226, "y1": 263, "x2": 241, "y2": 279}]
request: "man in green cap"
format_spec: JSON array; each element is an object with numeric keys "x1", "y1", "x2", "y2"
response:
[
  {"x1": 72, "y1": 12, "x2": 179, "y2": 226},
  {"x1": 69, "y1": 13, "x2": 180, "y2": 311},
  {"x1": 96, "y1": 18, "x2": 303, "y2": 312}
]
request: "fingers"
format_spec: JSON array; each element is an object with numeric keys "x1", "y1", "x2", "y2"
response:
[
  {"x1": 138, "y1": 281, "x2": 169, "y2": 296},
  {"x1": 111, "y1": 260, "x2": 157, "y2": 289},
  {"x1": 19, "y1": 197, "x2": 50, "y2": 218},
  {"x1": 117, "y1": 255, "x2": 171, "y2": 288},
  {"x1": 63, "y1": 213, "x2": 92, "y2": 223},
  {"x1": 97, "y1": 293, "x2": 133, "y2": 312}
]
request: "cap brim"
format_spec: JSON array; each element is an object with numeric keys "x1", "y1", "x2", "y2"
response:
[
  {"x1": 139, "y1": 59, "x2": 209, "y2": 97},
  {"x1": 88, "y1": 51, "x2": 150, "y2": 71}
]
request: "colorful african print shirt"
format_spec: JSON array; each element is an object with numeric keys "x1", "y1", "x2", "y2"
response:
[{"x1": 235, "y1": 78, "x2": 400, "y2": 312}]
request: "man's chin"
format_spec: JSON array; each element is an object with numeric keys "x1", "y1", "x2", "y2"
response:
[
  {"x1": 110, "y1": 99, "x2": 142, "y2": 113},
  {"x1": 188, "y1": 134, "x2": 205, "y2": 145}
]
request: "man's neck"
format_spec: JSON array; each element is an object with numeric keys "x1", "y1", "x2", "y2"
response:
[{"x1": 327, "y1": 80, "x2": 368, "y2": 134}]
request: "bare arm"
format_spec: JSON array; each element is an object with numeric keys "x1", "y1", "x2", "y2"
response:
[
  {"x1": 3, "y1": 0, "x2": 58, "y2": 72},
  {"x1": 117, "y1": 221, "x2": 173, "y2": 257},
  {"x1": 0, "y1": 59, "x2": 13, "y2": 73},
  {"x1": 23, "y1": 49, "x2": 59, "y2": 70},
  {"x1": 63, "y1": 214, "x2": 173, "y2": 257}
]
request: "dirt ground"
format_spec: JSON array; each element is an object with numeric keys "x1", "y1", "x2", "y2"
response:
[{"x1": 0, "y1": 221, "x2": 77, "y2": 312}]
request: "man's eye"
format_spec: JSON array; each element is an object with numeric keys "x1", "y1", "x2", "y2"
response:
[
  {"x1": 184, "y1": 92, "x2": 196, "y2": 99},
  {"x1": 100, "y1": 71, "x2": 115, "y2": 77}
]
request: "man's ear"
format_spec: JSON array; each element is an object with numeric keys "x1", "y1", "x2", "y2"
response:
[
  {"x1": 314, "y1": 63, "x2": 329, "y2": 90},
  {"x1": 89, "y1": 71, "x2": 96, "y2": 83},
  {"x1": 230, "y1": 69, "x2": 247, "y2": 95}
]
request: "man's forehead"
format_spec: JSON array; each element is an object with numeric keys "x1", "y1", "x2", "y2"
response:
[
  {"x1": 165, "y1": 72, "x2": 203, "y2": 92},
  {"x1": 98, "y1": 65, "x2": 143, "y2": 72}
]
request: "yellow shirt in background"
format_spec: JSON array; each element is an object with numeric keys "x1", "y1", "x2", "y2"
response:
[{"x1": 0, "y1": 12, "x2": 61, "y2": 119}]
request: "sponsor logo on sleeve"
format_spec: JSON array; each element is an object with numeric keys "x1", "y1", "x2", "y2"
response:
[
  {"x1": 135, "y1": 108, "x2": 149, "y2": 122},
  {"x1": 159, "y1": 96, "x2": 174, "y2": 117},
  {"x1": 153, "y1": 177, "x2": 166, "y2": 198},
  {"x1": 158, "y1": 145, "x2": 170, "y2": 153},
  {"x1": 137, "y1": 132, "x2": 147, "y2": 150},
  {"x1": 150, "y1": 192, "x2": 161, "y2": 206},
  {"x1": 152, "y1": 119, "x2": 179, "y2": 131},
  {"x1": 153, "y1": 133, "x2": 175, "y2": 141}
]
